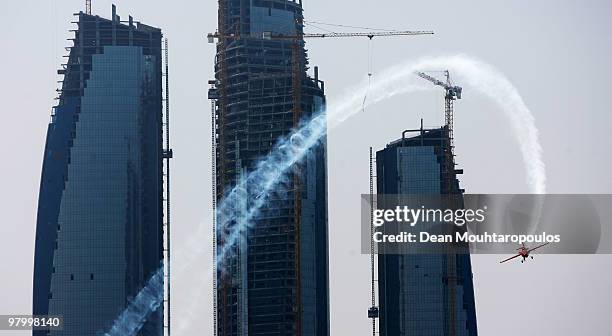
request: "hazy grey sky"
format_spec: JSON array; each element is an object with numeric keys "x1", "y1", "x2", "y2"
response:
[{"x1": 1, "y1": 1, "x2": 611, "y2": 335}]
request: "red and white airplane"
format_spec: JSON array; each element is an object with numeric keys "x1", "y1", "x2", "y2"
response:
[{"x1": 500, "y1": 242, "x2": 550, "y2": 264}]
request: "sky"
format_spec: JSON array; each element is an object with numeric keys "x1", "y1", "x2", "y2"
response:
[{"x1": 1, "y1": 0, "x2": 611, "y2": 335}]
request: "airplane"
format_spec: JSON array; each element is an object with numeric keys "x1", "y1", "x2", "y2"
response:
[{"x1": 499, "y1": 242, "x2": 550, "y2": 264}]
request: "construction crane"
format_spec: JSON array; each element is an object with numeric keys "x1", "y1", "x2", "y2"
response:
[
  {"x1": 207, "y1": 26, "x2": 433, "y2": 134},
  {"x1": 415, "y1": 71, "x2": 462, "y2": 147},
  {"x1": 207, "y1": 30, "x2": 434, "y2": 41},
  {"x1": 207, "y1": 25, "x2": 433, "y2": 134}
]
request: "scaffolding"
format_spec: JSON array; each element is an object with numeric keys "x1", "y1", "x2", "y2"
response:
[
  {"x1": 210, "y1": 1, "x2": 326, "y2": 335},
  {"x1": 209, "y1": 80, "x2": 218, "y2": 336}
]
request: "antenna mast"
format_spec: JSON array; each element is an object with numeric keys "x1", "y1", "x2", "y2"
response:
[
  {"x1": 162, "y1": 38, "x2": 174, "y2": 336},
  {"x1": 368, "y1": 147, "x2": 379, "y2": 335}
]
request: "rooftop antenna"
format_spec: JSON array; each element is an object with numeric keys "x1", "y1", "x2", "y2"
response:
[{"x1": 85, "y1": 0, "x2": 91, "y2": 15}]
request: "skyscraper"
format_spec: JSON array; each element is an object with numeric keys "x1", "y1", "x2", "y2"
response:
[
  {"x1": 210, "y1": 0, "x2": 329, "y2": 335},
  {"x1": 32, "y1": 6, "x2": 165, "y2": 335},
  {"x1": 375, "y1": 125, "x2": 478, "y2": 335}
]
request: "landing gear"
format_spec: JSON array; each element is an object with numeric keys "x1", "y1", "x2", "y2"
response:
[
  {"x1": 531, "y1": 256, "x2": 534, "y2": 259},
  {"x1": 521, "y1": 259, "x2": 524, "y2": 263}
]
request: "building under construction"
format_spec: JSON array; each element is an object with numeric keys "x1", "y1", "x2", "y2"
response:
[
  {"x1": 209, "y1": 0, "x2": 329, "y2": 335},
  {"x1": 32, "y1": 5, "x2": 169, "y2": 336},
  {"x1": 374, "y1": 125, "x2": 478, "y2": 335}
]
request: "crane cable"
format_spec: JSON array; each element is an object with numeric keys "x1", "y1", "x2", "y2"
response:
[
  {"x1": 362, "y1": 37, "x2": 374, "y2": 114},
  {"x1": 304, "y1": 20, "x2": 401, "y2": 32}
]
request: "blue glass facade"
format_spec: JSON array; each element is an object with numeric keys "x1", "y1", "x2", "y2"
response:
[
  {"x1": 32, "y1": 10, "x2": 163, "y2": 336},
  {"x1": 212, "y1": 1, "x2": 329, "y2": 335},
  {"x1": 376, "y1": 127, "x2": 478, "y2": 336}
]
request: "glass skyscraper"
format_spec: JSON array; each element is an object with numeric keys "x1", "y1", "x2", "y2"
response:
[
  {"x1": 376, "y1": 126, "x2": 478, "y2": 335},
  {"x1": 32, "y1": 7, "x2": 164, "y2": 336},
  {"x1": 210, "y1": 0, "x2": 329, "y2": 335}
]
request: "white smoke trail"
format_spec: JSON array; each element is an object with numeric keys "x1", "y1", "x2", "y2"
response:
[
  {"x1": 104, "y1": 269, "x2": 164, "y2": 336},
  {"x1": 104, "y1": 54, "x2": 546, "y2": 335}
]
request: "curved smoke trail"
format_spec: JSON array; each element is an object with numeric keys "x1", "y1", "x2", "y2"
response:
[
  {"x1": 325, "y1": 54, "x2": 546, "y2": 193},
  {"x1": 104, "y1": 54, "x2": 546, "y2": 335}
]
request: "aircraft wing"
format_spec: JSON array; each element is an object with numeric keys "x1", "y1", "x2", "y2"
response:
[
  {"x1": 499, "y1": 253, "x2": 521, "y2": 263},
  {"x1": 528, "y1": 242, "x2": 550, "y2": 253}
]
